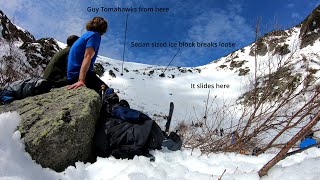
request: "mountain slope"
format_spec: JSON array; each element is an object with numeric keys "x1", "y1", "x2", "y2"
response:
[
  {"x1": 0, "y1": 10, "x2": 61, "y2": 85},
  {"x1": 0, "y1": 5, "x2": 319, "y2": 132},
  {"x1": 0, "y1": 6, "x2": 320, "y2": 179},
  {"x1": 95, "y1": 6, "x2": 320, "y2": 130}
]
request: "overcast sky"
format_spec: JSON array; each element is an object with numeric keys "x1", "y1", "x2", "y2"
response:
[{"x1": 1, "y1": 0, "x2": 319, "y2": 67}]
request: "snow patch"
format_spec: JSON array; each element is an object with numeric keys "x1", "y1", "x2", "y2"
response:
[{"x1": 56, "y1": 40, "x2": 67, "y2": 49}]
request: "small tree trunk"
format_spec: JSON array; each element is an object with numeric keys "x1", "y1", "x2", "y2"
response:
[{"x1": 258, "y1": 112, "x2": 320, "y2": 177}]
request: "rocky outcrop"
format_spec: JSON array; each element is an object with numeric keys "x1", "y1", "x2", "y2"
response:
[
  {"x1": 0, "y1": 9, "x2": 61, "y2": 82},
  {"x1": 249, "y1": 30, "x2": 290, "y2": 57},
  {"x1": 299, "y1": 5, "x2": 320, "y2": 48},
  {"x1": 0, "y1": 87, "x2": 101, "y2": 172},
  {"x1": 0, "y1": 10, "x2": 35, "y2": 42},
  {"x1": 247, "y1": 5, "x2": 320, "y2": 56},
  {"x1": 20, "y1": 38, "x2": 61, "y2": 69},
  {"x1": 94, "y1": 62, "x2": 105, "y2": 77}
]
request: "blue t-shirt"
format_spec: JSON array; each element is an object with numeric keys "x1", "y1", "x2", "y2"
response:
[{"x1": 67, "y1": 31, "x2": 101, "y2": 80}]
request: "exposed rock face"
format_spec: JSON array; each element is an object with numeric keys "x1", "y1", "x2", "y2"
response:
[
  {"x1": 94, "y1": 62, "x2": 105, "y2": 77},
  {"x1": 238, "y1": 64, "x2": 303, "y2": 105},
  {"x1": 299, "y1": 5, "x2": 320, "y2": 48},
  {"x1": 249, "y1": 30, "x2": 289, "y2": 57},
  {"x1": 248, "y1": 5, "x2": 319, "y2": 56},
  {"x1": 0, "y1": 10, "x2": 35, "y2": 42},
  {"x1": 0, "y1": 87, "x2": 101, "y2": 172},
  {"x1": 20, "y1": 38, "x2": 61, "y2": 69},
  {"x1": 0, "y1": 9, "x2": 61, "y2": 83},
  {"x1": 249, "y1": 38, "x2": 268, "y2": 56}
]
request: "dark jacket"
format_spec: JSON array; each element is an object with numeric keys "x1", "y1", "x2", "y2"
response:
[{"x1": 43, "y1": 47, "x2": 70, "y2": 87}]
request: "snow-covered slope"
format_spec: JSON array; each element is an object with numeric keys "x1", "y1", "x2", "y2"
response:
[
  {"x1": 97, "y1": 13, "x2": 320, "y2": 130},
  {"x1": 97, "y1": 56, "x2": 242, "y2": 129}
]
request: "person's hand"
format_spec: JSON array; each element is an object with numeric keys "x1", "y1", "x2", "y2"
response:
[{"x1": 67, "y1": 80, "x2": 85, "y2": 90}]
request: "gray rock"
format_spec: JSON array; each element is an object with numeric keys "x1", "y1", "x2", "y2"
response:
[
  {"x1": 0, "y1": 10, "x2": 35, "y2": 42},
  {"x1": 20, "y1": 37, "x2": 61, "y2": 69},
  {"x1": 0, "y1": 87, "x2": 101, "y2": 172},
  {"x1": 299, "y1": 5, "x2": 320, "y2": 48},
  {"x1": 94, "y1": 63, "x2": 105, "y2": 77}
]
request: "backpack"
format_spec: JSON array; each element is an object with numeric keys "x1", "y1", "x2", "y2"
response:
[
  {"x1": 94, "y1": 88, "x2": 165, "y2": 160},
  {"x1": 94, "y1": 87, "x2": 181, "y2": 160},
  {"x1": 112, "y1": 105, "x2": 151, "y2": 123},
  {"x1": 94, "y1": 117, "x2": 165, "y2": 160}
]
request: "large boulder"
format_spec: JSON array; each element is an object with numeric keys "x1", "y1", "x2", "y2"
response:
[{"x1": 0, "y1": 87, "x2": 101, "y2": 172}]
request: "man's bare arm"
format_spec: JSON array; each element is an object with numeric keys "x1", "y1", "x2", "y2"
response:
[{"x1": 67, "y1": 47, "x2": 95, "y2": 89}]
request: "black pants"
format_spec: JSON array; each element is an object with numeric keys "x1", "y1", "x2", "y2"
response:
[{"x1": 68, "y1": 71, "x2": 107, "y2": 93}]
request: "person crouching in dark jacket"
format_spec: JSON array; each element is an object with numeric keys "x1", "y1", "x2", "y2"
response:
[{"x1": 43, "y1": 35, "x2": 79, "y2": 88}]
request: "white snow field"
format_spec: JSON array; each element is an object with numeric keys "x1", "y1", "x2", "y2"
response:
[{"x1": 1, "y1": 111, "x2": 320, "y2": 180}]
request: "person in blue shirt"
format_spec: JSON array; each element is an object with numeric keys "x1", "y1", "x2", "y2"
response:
[
  {"x1": 300, "y1": 132, "x2": 317, "y2": 149},
  {"x1": 67, "y1": 16, "x2": 108, "y2": 92}
]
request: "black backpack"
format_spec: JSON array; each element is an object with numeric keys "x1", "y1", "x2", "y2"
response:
[
  {"x1": 94, "y1": 88, "x2": 165, "y2": 160},
  {"x1": 94, "y1": 117, "x2": 165, "y2": 160}
]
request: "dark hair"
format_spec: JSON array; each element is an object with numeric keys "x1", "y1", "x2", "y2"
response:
[
  {"x1": 66, "y1": 35, "x2": 79, "y2": 47},
  {"x1": 86, "y1": 16, "x2": 108, "y2": 35}
]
